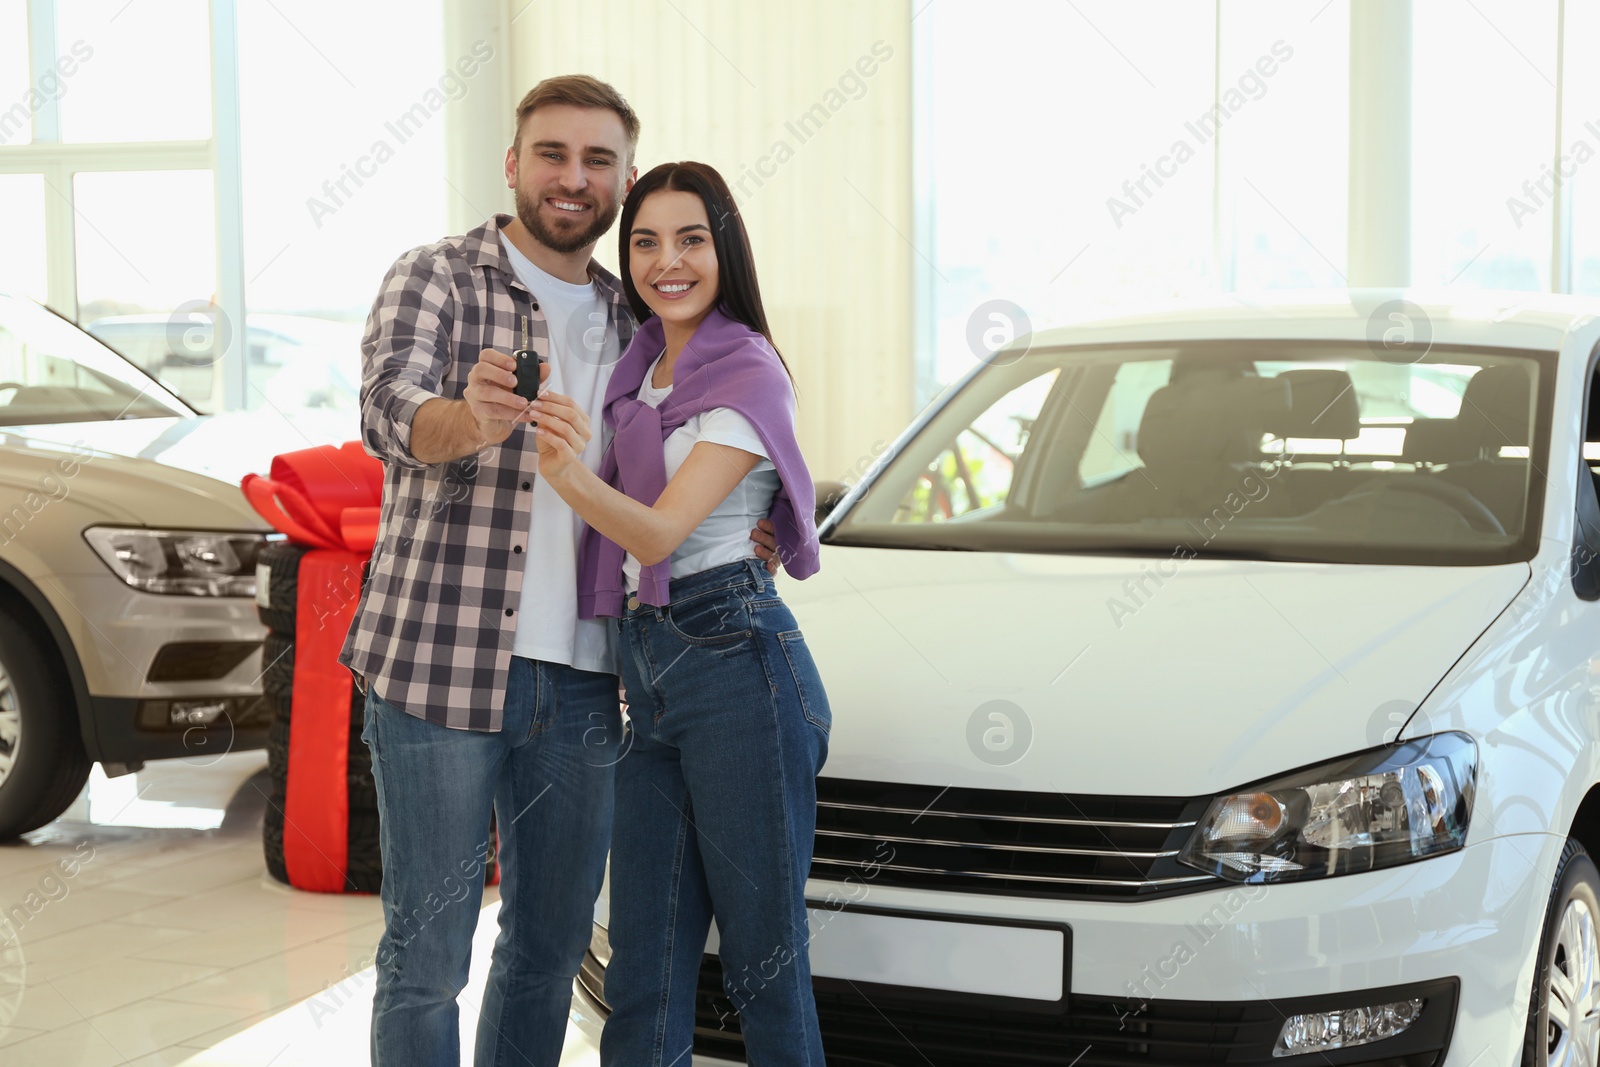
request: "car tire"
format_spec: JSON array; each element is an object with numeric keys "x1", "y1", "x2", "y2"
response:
[
  {"x1": 346, "y1": 807, "x2": 383, "y2": 891},
  {"x1": 262, "y1": 792, "x2": 288, "y2": 884},
  {"x1": 0, "y1": 610, "x2": 91, "y2": 840},
  {"x1": 263, "y1": 702, "x2": 290, "y2": 886},
  {"x1": 266, "y1": 706, "x2": 290, "y2": 785},
  {"x1": 256, "y1": 543, "x2": 309, "y2": 635},
  {"x1": 262, "y1": 632, "x2": 294, "y2": 701},
  {"x1": 260, "y1": 687, "x2": 495, "y2": 894},
  {"x1": 1523, "y1": 838, "x2": 1600, "y2": 1065},
  {"x1": 347, "y1": 746, "x2": 377, "y2": 811}
]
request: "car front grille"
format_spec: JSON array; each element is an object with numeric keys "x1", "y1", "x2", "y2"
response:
[
  {"x1": 576, "y1": 953, "x2": 1456, "y2": 1066},
  {"x1": 810, "y1": 777, "x2": 1220, "y2": 901}
]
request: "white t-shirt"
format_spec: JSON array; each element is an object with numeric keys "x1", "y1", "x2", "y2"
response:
[
  {"x1": 501, "y1": 236, "x2": 622, "y2": 674},
  {"x1": 622, "y1": 351, "x2": 782, "y2": 592}
]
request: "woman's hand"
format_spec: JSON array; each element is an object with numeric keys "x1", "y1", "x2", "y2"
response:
[
  {"x1": 530, "y1": 391, "x2": 592, "y2": 482},
  {"x1": 750, "y1": 518, "x2": 781, "y2": 575}
]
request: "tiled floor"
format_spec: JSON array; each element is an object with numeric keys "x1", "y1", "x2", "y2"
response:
[{"x1": 0, "y1": 751, "x2": 598, "y2": 1066}]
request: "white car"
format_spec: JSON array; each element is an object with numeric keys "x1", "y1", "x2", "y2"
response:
[{"x1": 568, "y1": 289, "x2": 1600, "y2": 1065}]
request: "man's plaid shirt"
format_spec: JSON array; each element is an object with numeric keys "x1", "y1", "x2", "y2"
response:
[{"x1": 339, "y1": 214, "x2": 637, "y2": 731}]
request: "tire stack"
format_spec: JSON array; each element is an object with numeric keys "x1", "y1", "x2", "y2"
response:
[
  {"x1": 256, "y1": 543, "x2": 383, "y2": 891},
  {"x1": 257, "y1": 543, "x2": 498, "y2": 893}
]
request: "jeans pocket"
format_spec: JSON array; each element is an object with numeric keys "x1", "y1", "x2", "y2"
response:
[
  {"x1": 778, "y1": 630, "x2": 831, "y2": 734},
  {"x1": 664, "y1": 590, "x2": 753, "y2": 646}
]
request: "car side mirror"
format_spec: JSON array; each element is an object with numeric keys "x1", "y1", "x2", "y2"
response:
[{"x1": 814, "y1": 480, "x2": 848, "y2": 526}]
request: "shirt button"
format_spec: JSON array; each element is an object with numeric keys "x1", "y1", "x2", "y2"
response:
[
  {"x1": 505, "y1": 608, "x2": 514, "y2": 617},
  {"x1": 513, "y1": 545, "x2": 523, "y2": 554},
  {"x1": 521, "y1": 481, "x2": 531, "y2": 490}
]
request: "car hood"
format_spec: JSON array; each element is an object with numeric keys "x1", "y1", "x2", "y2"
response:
[
  {"x1": 0, "y1": 411, "x2": 357, "y2": 530},
  {"x1": 785, "y1": 546, "x2": 1530, "y2": 798}
]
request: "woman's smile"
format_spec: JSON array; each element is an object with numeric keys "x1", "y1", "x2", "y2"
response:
[{"x1": 651, "y1": 279, "x2": 698, "y2": 299}]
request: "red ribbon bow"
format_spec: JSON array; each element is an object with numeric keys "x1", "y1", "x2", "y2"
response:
[
  {"x1": 241, "y1": 441, "x2": 383, "y2": 553},
  {"x1": 243, "y1": 442, "x2": 380, "y2": 892}
]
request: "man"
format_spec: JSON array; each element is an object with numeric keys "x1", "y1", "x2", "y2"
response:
[{"x1": 341, "y1": 74, "x2": 779, "y2": 1065}]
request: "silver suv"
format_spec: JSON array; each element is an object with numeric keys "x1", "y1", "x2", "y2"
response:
[{"x1": 0, "y1": 291, "x2": 307, "y2": 838}]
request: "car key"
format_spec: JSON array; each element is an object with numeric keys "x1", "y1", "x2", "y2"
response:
[{"x1": 512, "y1": 315, "x2": 541, "y2": 405}]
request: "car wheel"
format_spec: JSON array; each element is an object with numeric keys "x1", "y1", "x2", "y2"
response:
[
  {"x1": 0, "y1": 611, "x2": 91, "y2": 839},
  {"x1": 1525, "y1": 839, "x2": 1600, "y2": 1065}
]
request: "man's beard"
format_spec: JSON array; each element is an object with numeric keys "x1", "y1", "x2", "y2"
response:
[{"x1": 514, "y1": 185, "x2": 620, "y2": 255}]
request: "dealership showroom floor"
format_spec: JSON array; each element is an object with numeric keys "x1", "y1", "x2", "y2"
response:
[
  {"x1": 0, "y1": 755, "x2": 578, "y2": 1066},
  {"x1": 0, "y1": 756, "x2": 385, "y2": 1066}
]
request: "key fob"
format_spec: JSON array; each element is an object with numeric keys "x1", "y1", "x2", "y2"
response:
[{"x1": 512, "y1": 348, "x2": 541, "y2": 403}]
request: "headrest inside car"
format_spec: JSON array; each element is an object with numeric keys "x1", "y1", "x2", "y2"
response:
[
  {"x1": 1137, "y1": 376, "x2": 1269, "y2": 470},
  {"x1": 1457, "y1": 365, "x2": 1532, "y2": 450},
  {"x1": 1263, "y1": 369, "x2": 1361, "y2": 440},
  {"x1": 1402, "y1": 418, "x2": 1476, "y2": 464}
]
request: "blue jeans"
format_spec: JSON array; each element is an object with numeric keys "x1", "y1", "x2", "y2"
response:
[
  {"x1": 600, "y1": 559, "x2": 831, "y2": 1067},
  {"x1": 363, "y1": 657, "x2": 622, "y2": 1067}
]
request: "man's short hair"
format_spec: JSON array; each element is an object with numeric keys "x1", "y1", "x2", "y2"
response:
[{"x1": 513, "y1": 75, "x2": 639, "y2": 161}]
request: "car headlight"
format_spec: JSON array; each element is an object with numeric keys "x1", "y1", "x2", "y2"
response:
[
  {"x1": 1178, "y1": 732, "x2": 1477, "y2": 884},
  {"x1": 83, "y1": 527, "x2": 270, "y2": 597}
]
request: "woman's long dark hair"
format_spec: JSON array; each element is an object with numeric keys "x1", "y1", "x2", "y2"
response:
[{"x1": 618, "y1": 161, "x2": 792, "y2": 382}]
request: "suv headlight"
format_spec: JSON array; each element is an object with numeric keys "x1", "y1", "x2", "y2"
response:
[
  {"x1": 1178, "y1": 732, "x2": 1477, "y2": 884},
  {"x1": 83, "y1": 527, "x2": 270, "y2": 597}
]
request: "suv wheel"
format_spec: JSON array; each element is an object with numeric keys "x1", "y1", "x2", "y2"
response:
[
  {"x1": 1525, "y1": 839, "x2": 1600, "y2": 1065},
  {"x1": 0, "y1": 611, "x2": 91, "y2": 839}
]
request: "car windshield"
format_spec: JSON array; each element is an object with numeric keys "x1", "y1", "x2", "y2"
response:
[
  {"x1": 827, "y1": 340, "x2": 1552, "y2": 566},
  {"x1": 0, "y1": 294, "x2": 191, "y2": 426}
]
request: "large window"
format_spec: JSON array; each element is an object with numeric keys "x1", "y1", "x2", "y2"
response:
[
  {"x1": 236, "y1": 0, "x2": 449, "y2": 421},
  {"x1": 1218, "y1": 0, "x2": 1349, "y2": 292},
  {"x1": 1566, "y1": 0, "x2": 1600, "y2": 296},
  {"x1": 53, "y1": 0, "x2": 213, "y2": 143},
  {"x1": 920, "y1": 0, "x2": 1216, "y2": 391},
  {"x1": 1, "y1": 0, "x2": 444, "y2": 418},
  {"x1": 0, "y1": 174, "x2": 46, "y2": 300},
  {"x1": 2, "y1": 0, "x2": 228, "y2": 410},
  {"x1": 1411, "y1": 0, "x2": 1558, "y2": 289},
  {"x1": 918, "y1": 1, "x2": 1600, "y2": 398},
  {"x1": 918, "y1": 0, "x2": 1350, "y2": 398}
]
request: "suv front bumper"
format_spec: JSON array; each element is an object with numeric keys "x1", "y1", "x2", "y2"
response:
[{"x1": 46, "y1": 573, "x2": 272, "y2": 762}]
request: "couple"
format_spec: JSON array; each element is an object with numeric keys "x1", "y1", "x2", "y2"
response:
[{"x1": 340, "y1": 74, "x2": 831, "y2": 1067}]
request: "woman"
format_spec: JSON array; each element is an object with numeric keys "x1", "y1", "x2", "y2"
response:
[{"x1": 526, "y1": 161, "x2": 830, "y2": 1067}]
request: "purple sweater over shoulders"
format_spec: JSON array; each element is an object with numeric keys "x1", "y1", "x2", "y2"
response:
[{"x1": 576, "y1": 307, "x2": 819, "y2": 617}]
